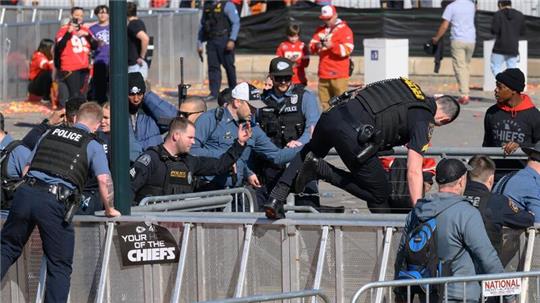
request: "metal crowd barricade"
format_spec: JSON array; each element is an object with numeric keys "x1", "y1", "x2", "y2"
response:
[
  {"x1": 351, "y1": 270, "x2": 540, "y2": 303},
  {"x1": 137, "y1": 187, "x2": 256, "y2": 213}
]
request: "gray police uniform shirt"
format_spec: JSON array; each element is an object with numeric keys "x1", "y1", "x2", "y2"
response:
[
  {"x1": 27, "y1": 123, "x2": 110, "y2": 189},
  {"x1": 1, "y1": 134, "x2": 31, "y2": 178}
]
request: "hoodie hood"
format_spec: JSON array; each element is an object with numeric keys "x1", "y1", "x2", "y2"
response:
[
  {"x1": 497, "y1": 94, "x2": 535, "y2": 117},
  {"x1": 413, "y1": 192, "x2": 467, "y2": 221},
  {"x1": 502, "y1": 7, "x2": 519, "y2": 20}
]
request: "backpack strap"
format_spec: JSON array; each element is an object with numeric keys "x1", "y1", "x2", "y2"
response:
[{"x1": 1, "y1": 140, "x2": 22, "y2": 178}]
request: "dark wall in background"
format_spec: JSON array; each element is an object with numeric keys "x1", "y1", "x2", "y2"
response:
[{"x1": 237, "y1": 2, "x2": 540, "y2": 58}]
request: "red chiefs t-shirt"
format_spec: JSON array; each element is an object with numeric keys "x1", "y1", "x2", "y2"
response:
[
  {"x1": 275, "y1": 40, "x2": 310, "y2": 85},
  {"x1": 55, "y1": 25, "x2": 92, "y2": 72},
  {"x1": 29, "y1": 51, "x2": 53, "y2": 80}
]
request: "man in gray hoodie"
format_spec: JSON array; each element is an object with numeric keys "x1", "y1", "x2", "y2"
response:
[{"x1": 395, "y1": 158, "x2": 506, "y2": 302}]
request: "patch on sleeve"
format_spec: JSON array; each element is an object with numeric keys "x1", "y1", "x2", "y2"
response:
[
  {"x1": 421, "y1": 143, "x2": 430, "y2": 153},
  {"x1": 427, "y1": 123, "x2": 435, "y2": 142},
  {"x1": 136, "y1": 154, "x2": 151, "y2": 166},
  {"x1": 129, "y1": 167, "x2": 136, "y2": 179},
  {"x1": 508, "y1": 199, "x2": 519, "y2": 214}
]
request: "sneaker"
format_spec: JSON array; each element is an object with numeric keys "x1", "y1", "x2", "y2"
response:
[
  {"x1": 458, "y1": 96, "x2": 470, "y2": 105},
  {"x1": 202, "y1": 94, "x2": 217, "y2": 103}
]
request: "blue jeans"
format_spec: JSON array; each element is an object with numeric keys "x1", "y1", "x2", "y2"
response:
[{"x1": 490, "y1": 53, "x2": 519, "y2": 77}]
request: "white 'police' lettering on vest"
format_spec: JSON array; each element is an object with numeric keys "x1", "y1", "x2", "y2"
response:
[
  {"x1": 51, "y1": 128, "x2": 83, "y2": 142},
  {"x1": 283, "y1": 106, "x2": 298, "y2": 113}
]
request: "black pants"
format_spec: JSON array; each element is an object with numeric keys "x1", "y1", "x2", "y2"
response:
[
  {"x1": 28, "y1": 70, "x2": 52, "y2": 100},
  {"x1": 88, "y1": 62, "x2": 109, "y2": 104},
  {"x1": 256, "y1": 165, "x2": 320, "y2": 211},
  {"x1": 206, "y1": 36, "x2": 236, "y2": 97},
  {"x1": 275, "y1": 101, "x2": 391, "y2": 213},
  {"x1": 1, "y1": 184, "x2": 74, "y2": 302},
  {"x1": 58, "y1": 69, "x2": 89, "y2": 106}
]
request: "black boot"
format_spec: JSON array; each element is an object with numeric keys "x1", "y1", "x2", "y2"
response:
[
  {"x1": 263, "y1": 182, "x2": 289, "y2": 219},
  {"x1": 294, "y1": 152, "x2": 320, "y2": 193}
]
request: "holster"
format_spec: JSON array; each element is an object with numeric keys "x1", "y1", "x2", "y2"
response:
[{"x1": 57, "y1": 186, "x2": 81, "y2": 224}]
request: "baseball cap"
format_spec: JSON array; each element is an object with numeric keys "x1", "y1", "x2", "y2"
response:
[
  {"x1": 522, "y1": 141, "x2": 540, "y2": 162},
  {"x1": 319, "y1": 5, "x2": 336, "y2": 20},
  {"x1": 231, "y1": 82, "x2": 265, "y2": 109},
  {"x1": 128, "y1": 72, "x2": 146, "y2": 95},
  {"x1": 269, "y1": 57, "x2": 294, "y2": 77},
  {"x1": 435, "y1": 158, "x2": 472, "y2": 185}
]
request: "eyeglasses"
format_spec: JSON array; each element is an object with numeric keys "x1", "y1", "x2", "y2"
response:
[
  {"x1": 128, "y1": 92, "x2": 144, "y2": 96},
  {"x1": 179, "y1": 110, "x2": 204, "y2": 118},
  {"x1": 273, "y1": 76, "x2": 292, "y2": 83}
]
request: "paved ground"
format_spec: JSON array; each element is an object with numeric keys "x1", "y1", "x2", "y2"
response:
[{"x1": 1, "y1": 74, "x2": 539, "y2": 213}]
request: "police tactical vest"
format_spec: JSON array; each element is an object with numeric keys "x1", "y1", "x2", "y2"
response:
[
  {"x1": 259, "y1": 85, "x2": 306, "y2": 148},
  {"x1": 355, "y1": 78, "x2": 436, "y2": 150},
  {"x1": 202, "y1": 0, "x2": 231, "y2": 39},
  {"x1": 465, "y1": 190, "x2": 502, "y2": 255},
  {"x1": 29, "y1": 126, "x2": 93, "y2": 191},
  {"x1": 135, "y1": 145, "x2": 194, "y2": 202}
]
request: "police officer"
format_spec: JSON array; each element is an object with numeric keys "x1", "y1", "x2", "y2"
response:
[
  {"x1": 192, "y1": 82, "x2": 299, "y2": 190},
  {"x1": 464, "y1": 155, "x2": 534, "y2": 263},
  {"x1": 255, "y1": 57, "x2": 320, "y2": 209},
  {"x1": 197, "y1": 0, "x2": 240, "y2": 102},
  {"x1": 0, "y1": 112, "x2": 31, "y2": 208},
  {"x1": 131, "y1": 116, "x2": 251, "y2": 204},
  {"x1": 264, "y1": 78, "x2": 461, "y2": 218},
  {"x1": 1, "y1": 102, "x2": 120, "y2": 303}
]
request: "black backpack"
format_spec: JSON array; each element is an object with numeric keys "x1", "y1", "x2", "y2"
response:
[
  {"x1": 1, "y1": 140, "x2": 23, "y2": 209},
  {"x1": 387, "y1": 158, "x2": 412, "y2": 213}
]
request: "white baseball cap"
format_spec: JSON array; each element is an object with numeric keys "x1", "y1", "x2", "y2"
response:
[
  {"x1": 231, "y1": 82, "x2": 265, "y2": 108},
  {"x1": 319, "y1": 5, "x2": 337, "y2": 20}
]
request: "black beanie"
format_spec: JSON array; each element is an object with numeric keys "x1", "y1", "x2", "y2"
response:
[
  {"x1": 495, "y1": 68, "x2": 525, "y2": 92},
  {"x1": 128, "y1": 72, "x2": 146, "y2": 94}
]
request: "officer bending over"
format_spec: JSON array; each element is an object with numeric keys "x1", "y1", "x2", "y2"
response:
[
  {"x1": 464, "y1": 155, "x2": 534, "y2": 266},
  {"x1": 265, "y1": 78, "x2": 461, "y2": 218},
  {"x1": 1, "y1": 102, "x2": 120, "y2": 303},
  {"x1": 130, "y1": 116, "x2": 251, "y2": 204},
  {"x1": 0, "y1": 112, "x2": 31, "y2": 208}
]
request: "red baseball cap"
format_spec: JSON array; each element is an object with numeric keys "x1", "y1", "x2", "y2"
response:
[{"x1": 319, "y1": 5, "x2": 336, "y2": 20}]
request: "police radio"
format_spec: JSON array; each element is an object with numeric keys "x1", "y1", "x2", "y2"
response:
[{"x1": 178, "y1": 57, "x2": 191, "y2": 108}]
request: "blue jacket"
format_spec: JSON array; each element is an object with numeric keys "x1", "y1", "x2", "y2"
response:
[
  {"x1": 192, "y1": 107, "x2": 299, "y2": 188},
  {"x1": 0, "y1": 134, "x2": 31, "y2": 178},
  {"x1": 131, "y1": 91, "x2": 172, "y2": 153},
  {"x1": 261, "y1": 87, "x2": 320, "y2": 145},
  {"x1": 494, "y1": 166, "x2": 540, "y2": 223},
  {"x1": 396, "y1": 192, "x2": 504, "y2": 301}
]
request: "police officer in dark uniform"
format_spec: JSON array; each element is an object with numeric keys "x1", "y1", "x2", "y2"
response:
[
  {"x1": 464, "y1": 155, "x2": 534, "y2": 266},
  {"x1": 255, "y1": 57, "x2": 320, "y2": 209},
  {"x1": 131, "y1": 116, "x2": 251, "y2": 204},
  {"x1": 197, "y1": 0, "x2": 240, "y2": 101},
  {"x1": 1, "y1": 102, "x2": 120, "y2": 303},
  {"x1": 264, "y1": 78, "x2": 461, "y2": 218}
]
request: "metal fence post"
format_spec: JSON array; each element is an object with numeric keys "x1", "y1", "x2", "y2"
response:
[
  {"x1": 312, "y1": 225, "x2": 330, "y2": 303},
  {"x1": 170, "y1": 222, "x2": 192, "y2": 303},
  {"x1": 35, "y1": 255, "x2": 47, "y2": 303},
  {"x1": 234, "y1": 224, "x2": 253, "y2": 298},
  {"x1": 375, "y1": 227, "x2": 393, "y2": 303},
  {"x1": 96, "y1": 222, "x2": 115, "y2": 303},
  {"x1": 520, "y1": 228, "x2": 536, "y2": 303}
]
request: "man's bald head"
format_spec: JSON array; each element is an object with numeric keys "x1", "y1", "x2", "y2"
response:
[{"x1": 179, "y1": 97, "x2": 206, "y2": 123}]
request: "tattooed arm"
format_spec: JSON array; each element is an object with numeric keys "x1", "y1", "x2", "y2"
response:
[{"x1": 97, "y1": 174, "x2": 121, "y2": 217}]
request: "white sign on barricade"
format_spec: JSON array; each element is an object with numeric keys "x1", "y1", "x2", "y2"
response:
[{"x1": 482, "y1": 278, "x2": 522, "y2": 297}]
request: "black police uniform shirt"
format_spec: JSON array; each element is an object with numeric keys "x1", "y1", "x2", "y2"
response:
[
  {"x1": 405, "y1": 108, "x2": 435, "y2": 155},
  {"x1": 482, "y1": 94, "x2": 540, "y2": 148},
  {"x1": 130, "y1": 140, "x2": 246, "y2": 196}
]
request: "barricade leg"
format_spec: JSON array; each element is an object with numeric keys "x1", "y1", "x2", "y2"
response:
[{"x1": 170, "y1": 222, "x2": 192, "y2": 303}]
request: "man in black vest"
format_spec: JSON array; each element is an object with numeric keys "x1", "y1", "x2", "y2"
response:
[
  {"x1": 254, "y1": 57, "x2": 321, "y2": 209},
  {"x1": 197, "y1": 0, "x2": 240, "y2": 102},
  {"x1": 130, "y1": 116, "x2": 251, "y2": 204},
  {"x1": 1, "y1": 102, "x2": 120, "y2": 303},
  {"x1": 465, "y1": 155, "x2": 534, "y2": 266},
  {"x1": 264, "y1": 78, "x2": 461, "y2": 218}
]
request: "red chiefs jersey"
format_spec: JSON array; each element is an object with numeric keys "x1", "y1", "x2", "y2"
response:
[
  {"x1": 275, "y1": 40, "x2": 310, "y2": 85},
  {"x1": 55, "y1": 25, "x2": 93, "y2": 72},
  {"x1": 29, "y1": 51, "x2": 53, "y2": 80},
  {"x1": 309, "y1": 19, "x2": 354, "y2": 79},
  {"x1": 380, "y1": 157, "x2": 437, "y2": 176}
]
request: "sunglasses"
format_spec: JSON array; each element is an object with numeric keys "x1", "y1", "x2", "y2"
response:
[
  {"x1": 179, "y1": 110, "x2": 204, "y2": 118},
  {"x1": 128, "y1": 92, "x2": 144, "y2": 96},
  {"x1": 273, "y1": 76, "x2": 292, "y2": 83}
]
